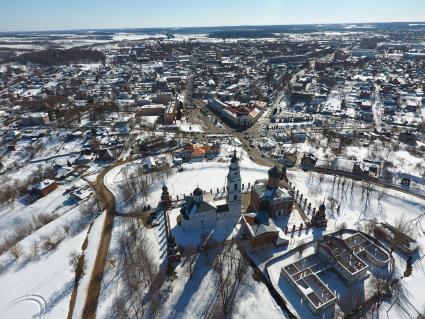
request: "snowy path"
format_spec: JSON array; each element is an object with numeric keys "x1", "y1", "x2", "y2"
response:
[
  {"x1": 71, "y1": 212, "x2": 106, "y2": 319},
  {"x1": 81, "y1": 161, "x2": 125, "y2": 319}
]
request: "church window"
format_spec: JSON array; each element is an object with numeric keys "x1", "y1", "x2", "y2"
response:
[
  {"x1": 234, "y1": 184, "x2": 237, "y2": 191},
  {"x1": 234, "y1": 194, "x2": 237, "y2": 200}
]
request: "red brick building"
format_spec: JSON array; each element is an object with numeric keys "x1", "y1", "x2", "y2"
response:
[
  {"x1": 250, "y1": 166, "x2": 293, "y2": 217},
  {"x1": 29, "y1": 179, "x2": 58, "y2": 197}
]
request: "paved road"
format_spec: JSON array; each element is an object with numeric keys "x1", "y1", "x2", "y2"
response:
[
  {"x1": 313, "y1": 166, "x2": 425, "y2": 201},
  {"x1": 29, "y1": 151, "x2": 81, "y2": 163}
]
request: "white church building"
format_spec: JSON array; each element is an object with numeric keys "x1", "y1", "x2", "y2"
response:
[{"x1": 179, "y1": 151, "x2": 243, "y2": 232}]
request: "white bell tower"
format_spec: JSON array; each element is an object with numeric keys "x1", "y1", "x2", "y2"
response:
[{"x1": 227, "y1": 151, "x2": 242, "y2": 214}]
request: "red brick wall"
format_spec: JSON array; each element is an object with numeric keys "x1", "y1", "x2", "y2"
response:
[{"x1": 41, "y1": 182, "x2": 58, "y2": 197}]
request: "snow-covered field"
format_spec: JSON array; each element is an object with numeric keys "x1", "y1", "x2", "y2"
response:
[
  {"x1": 0, "y1": 158, "x2": 103, "y2": 319},
  {"x1": 0, "y1": 231, "x2": 82, "y2": 319},
  {"x1": 284, "y1": 129, "x2": 425, "y2": 188},
  {"x1": 176, "y1": 120, "x2": 205, "y2": 133},
  {"x1": 153, "y1": 250, "x2": 287, "y2": 319},
  {"x1": 0, "y1": 199, "x2": 101, "y2": 319},
  {"x1": 104, "y1": 144, "x2": 269, "y2": 209},
  {"x1": 288, "y1": 170, "x2": 425, "y2": 230},
  {"x1": 0, "y1": 181, "x2": 82, "y2": 238}
]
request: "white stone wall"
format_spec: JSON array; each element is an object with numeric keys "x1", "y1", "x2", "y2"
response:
[{"x1": 182, "y1": 209, "x2": 217, "y2": 231}]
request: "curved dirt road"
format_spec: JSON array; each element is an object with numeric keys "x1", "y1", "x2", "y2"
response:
[{"x1": 81, "y1": 163, "x2": 120, "y2": 319}]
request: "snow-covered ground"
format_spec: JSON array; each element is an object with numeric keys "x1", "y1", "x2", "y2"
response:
[
  {"x1": 0, "y1": 180, "x2": 85, "y2": 239},
  {"x1": 288, "y1": 170, "x2": 425, "y2": 229},
  {"x1": 71, "y1": 212, "x2": 106, "y2": 319},
  {"x1": 272, "y1": 170, "x2": 425, "y2": 318},
  {"x1": 97, "y1": 136, "x2": 425, "y2": 318},
  {"x1": 0, "y1": 144, "x2": 105, "y2": 319},
  {"x1": 96, "y1": 143, "x2": 294, "y2": 318},
  {"x1": 0, "y1": 200, "x2": 101, "y2": 319},
  {"x1": 3, "y1": 128, "x2": 419, "y2": 319},
  {"x1": 104, "y1": 144, "x2": 269, "y2": 209},
  {"x1": 174, "y1": 120, "x2": 205, "y2": 133},
  {"x1": 154, "y1": 250, "x2": 287, "y2": 319},
  {"x1": 283, "y1": 129, "x2": 425, "y2": 186}
]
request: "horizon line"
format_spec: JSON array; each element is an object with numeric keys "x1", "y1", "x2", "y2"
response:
[{"x1": 1, "y1": 20, "x2": 425, "y2": 35}]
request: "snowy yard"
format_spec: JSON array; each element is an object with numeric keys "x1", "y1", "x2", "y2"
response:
[
  {"x1": 0, "y1": 201, "x2": 102, "y2": 319},
  {"x1": 0, "y1": 164, "x2": 103, "y2": 319}
]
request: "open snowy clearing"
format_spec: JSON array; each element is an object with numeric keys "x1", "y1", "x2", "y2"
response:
[{"x1": 0, "y1": 205, "x2": 101, "y2": 319}]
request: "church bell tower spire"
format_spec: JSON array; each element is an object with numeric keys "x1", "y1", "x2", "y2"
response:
[{"x1": 227, "y1": 150, "x2": 242, "y2": 214}]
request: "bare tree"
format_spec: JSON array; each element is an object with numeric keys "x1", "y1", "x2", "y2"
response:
[
  {"x1": 213, "y1": 244, "x2": 247, "y2": 317},
  {"x1": 111, "y1": 294, "x2": 130, "y2": 319},
  {"x1": 389, "y1": 216, "x2": 415, "y2": 254},
  {"x1": 30, "y1": 240, "x2": 40, "y2": 257},
  {"x1": 10, "y1": 243, "x2": 23, "y2": 259},
  {"x1": 338, "y1": 286, "x2": 365, "y2": 316},
  {"x1": 298, "y1": 240, "x2": 306, "y2": 256},
  {"x1": 368, "y1": 275, "x2": 390, "y2": 317},
  {"x1": 200, "y1": 232, "x2": 212, "y2": 264},
  {"x1": 68, "y1": 251, "x2": 82, "y2": 272},
  {"x1": 112, "y1": 218, "x2": 160, "y2": 318},
  {"x1": 184, "y1": 245, "x2": 197, "y2": 279},
  {"x1": 365, "y1": 218, "x2": 378, "y2": 235}
]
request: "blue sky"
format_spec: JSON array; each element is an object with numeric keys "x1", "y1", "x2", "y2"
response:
[{"x1": 1, "y1": 0, "x2": 425, "y2": 32}]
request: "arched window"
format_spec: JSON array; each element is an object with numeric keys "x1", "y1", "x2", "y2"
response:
[
  {"x1": 234, "y1": 184, "x2": 237, "y2": 191},
  {"x1": 234, "y1": 194, "x2": 237, "y2": 200}
]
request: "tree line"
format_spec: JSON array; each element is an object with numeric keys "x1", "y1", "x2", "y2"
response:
[{"x1": 8, "y1": 48, "x2": 106, "y2": 65}]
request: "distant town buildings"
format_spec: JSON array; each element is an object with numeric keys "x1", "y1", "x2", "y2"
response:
[
  {"x1": 208, "y1": 99, "x2": 263, "y2": 129},
  {"x1": 21, "y1": 112, "x2": 50, "y2": 126}
]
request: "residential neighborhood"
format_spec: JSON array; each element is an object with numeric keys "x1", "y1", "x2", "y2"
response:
[{"x1": 0, "y1": 12, "x2": 425, "y2": 319}]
